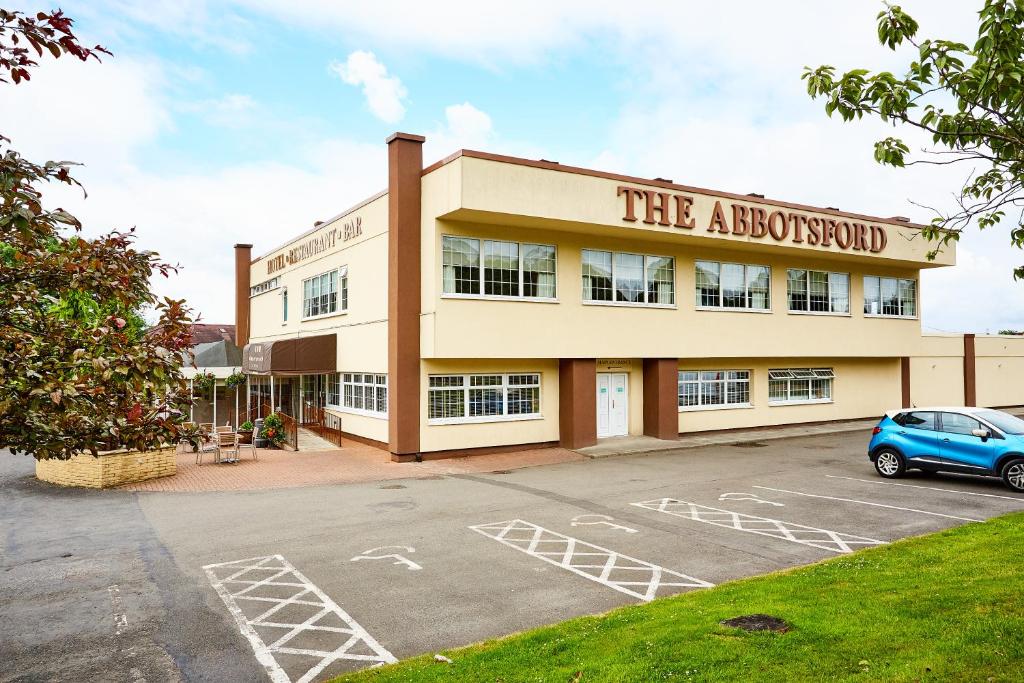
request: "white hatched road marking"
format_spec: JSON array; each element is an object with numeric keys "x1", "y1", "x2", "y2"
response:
[
  {"x1": 631, "y1": 499, "x2": 885, "y2": 554},
  {"x1": 203, "y1": 554, "x2": 396, "y2": 683},
  {"x1": 825, "y1": 474, "x2": 1024, "y2": 502},
  {"x1": 469, "y1": 519, "x2": 712, "y2": 601},
  {"x1": 752, "y1": 485, "x2": 983, "y2": 523}
]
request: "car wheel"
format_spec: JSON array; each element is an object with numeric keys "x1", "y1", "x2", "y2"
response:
[
  {"x1": 874, "y1": 449, "x2": 905, "y2": 478},
  {"x1": 1001, "y1": 458, "x2": 1024, "y2": 492}
]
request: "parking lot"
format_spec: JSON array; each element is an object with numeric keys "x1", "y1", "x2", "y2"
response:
[{"x1": 4, "y1": 428, "x2": 1024, "y2": 682}]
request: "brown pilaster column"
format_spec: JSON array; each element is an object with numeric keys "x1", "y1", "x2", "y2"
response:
[
  {"x1": 900, "y1": 357, "x2": 911, "y2": 409},
  {"x1": 559, "y1": 359, "x2": 597, "y2": 449},
  {"x1": 387, "y1": 132, "x2": 425, "y2": 460},
  {"x1": 964, "y1": 333, "x2": 976, "y2": 407},
  {"x1": 234, "y1": 244, "x2": 252, "y2": 348},
  {"x1": 643, "y1": 359, "x2": 679, "y2": 439}
]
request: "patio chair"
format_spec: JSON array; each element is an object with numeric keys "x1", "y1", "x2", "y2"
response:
[
  {"x1": 195, "y1": 434, "x2": 219, "y2": 465},
  {"x1": 237, "y1": 436, "x2": 258, "y2": 462},
  {"x1": 216, "y1": 431, "x2": 239, "y2": 464}
]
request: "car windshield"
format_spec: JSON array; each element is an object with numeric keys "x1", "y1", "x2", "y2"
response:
[{"x1": 975, "y1": 409, "x2": 1024, "y2": 435}]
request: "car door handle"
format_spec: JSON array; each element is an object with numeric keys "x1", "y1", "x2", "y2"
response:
[{"x1": 942, "y1": 438, "x2": 950, "y2": 442}]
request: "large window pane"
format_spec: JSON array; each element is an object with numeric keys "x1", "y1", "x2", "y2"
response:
[
  {"x1": 523, "y1": 244, "x2": 556, "y2": 298},
  {"x1": 442, "y1": 236, "x2": 480, "y2": 295},
  {"x1": 787, "y1": 269, "x2": 808, "y2": 311},
  {"x1": 646, "y1": 256, "x2": 675, "y2": 305},
  {"x1": 881, "y1": 277, "x2": 900, "y2": 315},
  {"x1": 614, "y1": 252, "x2": 644, "y2": 303},
  {"x1": 582, "y1": 249, "x2": 613, "y2": 301},
  {"x1": 864, "y1": 276, "x2": 880, "y2": 315},
  {"x1": 809, "y1": 270, "x2": 829, "y2": 312},
  {"x1": 747, "y1": 266, "x2": 770, "y2": 310},
  {"x1": 721, "y1": 264, "x2": 746, "y2": 308},
  {"x1": 899, "y1": 279, "x2": 916, "y2": 316},
  {"x1": 483, "y1": 240, "x2": 519, "y2": 297},
  {"x1": 696, "y1": 261, "x2": 720, "y2": 307},
  {"x1": 829, "y1": 272, "x2": 850, "y2": 313}
]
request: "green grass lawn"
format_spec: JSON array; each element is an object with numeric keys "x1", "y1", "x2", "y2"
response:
[{"x1": 337, "y1": 512, "x2": 1024, "y2": 682}]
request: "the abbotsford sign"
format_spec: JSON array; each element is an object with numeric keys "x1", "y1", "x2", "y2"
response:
[
  {"x1": 266, "y1": 215, "x2": 364, "y2": 274},
  {"x1": 617, "y1": 185, "x2": 888, "y2": 253}
]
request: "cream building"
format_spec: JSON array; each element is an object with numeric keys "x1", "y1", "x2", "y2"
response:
[{"x1": 234, "y1": 132, "x2": 1024, "y2": 461}]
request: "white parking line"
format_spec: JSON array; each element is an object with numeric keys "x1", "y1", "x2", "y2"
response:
[
  {"x1": 204, "y1": 554, "x2": 396, "y2": 682},
  {"x1": 825, "y1": 475, "x2": 1024, "y2": 502},
  {"x1": 469, "y1": 519, "x2": 712, "y2": 601},
  {"x1": 752, "y1": 486, "x2": 984, "y2": 523},
  {"x1": 631, "y1": 499, "x2": 885, "y2": 554}
]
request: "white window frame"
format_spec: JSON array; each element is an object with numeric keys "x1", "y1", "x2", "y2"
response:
[
  {"x1": 786, "y1": 269, "x2": 850, "y2": 316},
  {"x1": 863, "y1": 275, "x2": 918, "y2": 319},
  {"x1": 301, "y1": 266, "x2": 348, "y2": 321},
  {"x1": 695, "y1": 260, "x2": 772, "y2": 313},
  {"x1": 427, "y1": 372, "x2": 542, "y2": 425},
  {"x1": 441, "y1": 235, "x2": 558, "y2": 303},
  {"x1": 281, "y1": 287, "x2": 288, "y2": 325},
  {"x1": 581, "y1": 249, "x2": 676, "y2": 308},
  {"x1": 768, "y1": 368, "x2": 834, "y2": 405},
  {"x1": 678, "y1": 370, "x2": 753, "y2": 412},
  {"x1": 250, "y1": 276, "x2": 280, "y2": 297},
  {"x1": 329, "y1": 372, "x2": 387, "y2": 418}
]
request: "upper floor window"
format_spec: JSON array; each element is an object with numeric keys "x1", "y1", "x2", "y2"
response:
[
  {"x1": 250, "y1": 276, "x2": 280, "y2": 297},
  {"x1": 302, "y1": 266, "x2": 348, "y2": 319},
  {"x1": 282, "y1": 287, "x2": 288, "y2": 323},
  {"x1": 695, "y1": 261, "x2": 770, "y2": 310},
  {"x1": 442, "y1": 236, "x2": 556, "y2": 300},
  {"x1": 787, "y1": 269, "x2": 850, "y2": 314},
  {"x1": 864, "y1": 276, "x2": 916, "y2": 318},
  {"x1": 582, "y1": 250, "x2": 675, "y2": 306}
]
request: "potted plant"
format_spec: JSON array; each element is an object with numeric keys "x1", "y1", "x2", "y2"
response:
[
  {"x1": 238, "y1": 420, "x2": 254, "y2": 445},
  {"x1": 193, "y1": 371, "x2": 217, "y2": 399},
  {"x1": 177, "y1": 422, "x2": 206, "y2": 453},
  {"x1": 260, "y1": 413, "x2": 286, "y2": 448},
  {"x1": 224, "y1": 370, "x2": 246, "y2": 390}
]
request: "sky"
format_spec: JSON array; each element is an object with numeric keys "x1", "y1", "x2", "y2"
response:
[{"x1": 2, "y1": 0, "x2": 1021, "y2": 333}]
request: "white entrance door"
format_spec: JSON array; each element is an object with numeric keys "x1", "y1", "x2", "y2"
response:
[{"x1": 596, "y1": 373, "x2": 629, "y2": 438}]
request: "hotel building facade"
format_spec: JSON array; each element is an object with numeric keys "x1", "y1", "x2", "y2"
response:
[{"x1": 235, "y1": 132, "x2": 1024, "y2": 461}]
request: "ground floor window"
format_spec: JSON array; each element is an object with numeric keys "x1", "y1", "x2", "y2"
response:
[
  {"x1": 428, "y1": 372, "x2": 541, "y2": 423},
  {"x1": 336, "y1": 373, "x2": 387, "y2": 416},
  {"x1": 768, "y1": 368, "x2": 834, "y2": 404},
  {"x1": 678, "y1": 370, "x2": 751, "y2": 409}
]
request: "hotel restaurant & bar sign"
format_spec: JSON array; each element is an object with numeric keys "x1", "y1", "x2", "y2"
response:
[{"x1": 265, "y1": 215, "x2": 363, "y2": 274}]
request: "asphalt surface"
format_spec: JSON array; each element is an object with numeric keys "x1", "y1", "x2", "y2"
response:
[{"x1": 4, "y1": 430, "x2": 1024, "y2": 682}]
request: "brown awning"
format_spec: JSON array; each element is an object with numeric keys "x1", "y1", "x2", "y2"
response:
[{"x1": 242, "y1": 334, "x2": 336, "y2": 375}]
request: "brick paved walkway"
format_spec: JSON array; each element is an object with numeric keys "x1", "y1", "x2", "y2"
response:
[{"x1": 121, "y1": 439, "x2": 584, "y2": 492}]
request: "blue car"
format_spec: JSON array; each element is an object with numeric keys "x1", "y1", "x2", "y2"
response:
[{"x1": 868, "y1": 407, "x2": 1024, "y2": 492}]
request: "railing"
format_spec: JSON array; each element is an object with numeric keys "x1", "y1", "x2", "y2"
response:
[
  {"x1": 277, "y1": 412, "x2": 299, "y2": 451},
  {"x1": 320, "y1": 412, "x2": 344, "y2": 448}
]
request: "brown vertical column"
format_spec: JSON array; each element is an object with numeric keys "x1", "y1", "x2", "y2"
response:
[
  {"x1": 387, "y1": 132, "x2": 425, "y2": 460},
  {"x1": 643, "y1": 359, "x2": 679, "y2": 439},
  {"x1": 900, "y1": 357, "x2": 911, "y2": 409},
  {"x1": 234, "y1": 244, "x2": 252, "y2": 348},
  {"x1": 964, "y1": 333, "x2": 977, "y2": 407},
  {"x1": 559, "y1": 359, "x2": 597, "y2": 449}
]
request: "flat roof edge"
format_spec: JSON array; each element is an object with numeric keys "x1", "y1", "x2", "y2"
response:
[{"x1": 449, "y1": 148, "x2": 932, "y2": 231}]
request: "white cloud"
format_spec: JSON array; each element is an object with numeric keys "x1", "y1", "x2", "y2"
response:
[
  {"x1": 0, "y1": 56, "x2": 169, "y2": 170},
  {"x1": 179, "y1": 93, "x2": 257, "y2": 128},
  {"x1": 329, "y1": 50, "x2": 407, "y2": 123}
]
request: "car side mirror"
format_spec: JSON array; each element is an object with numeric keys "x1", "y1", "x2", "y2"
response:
[{"x1": 971, "y1": 427, "x2": 990, "y2": 441}]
